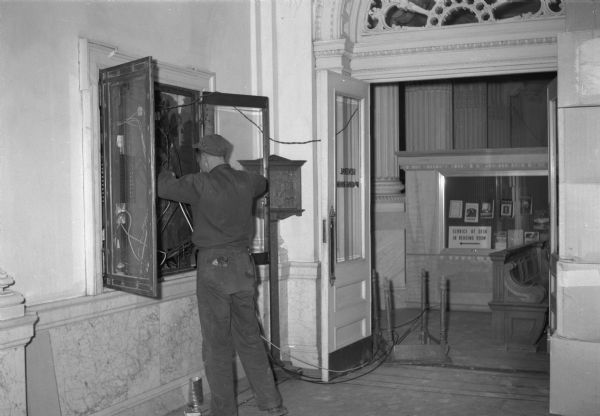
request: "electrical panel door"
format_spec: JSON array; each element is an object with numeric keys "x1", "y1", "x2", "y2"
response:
[{"x1": 100, "y1": 57, "x2": 158, "y2": 298}]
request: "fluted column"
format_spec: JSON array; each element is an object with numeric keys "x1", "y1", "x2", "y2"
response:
[
  {"x1": 0, "y1": 268, "x2": 37, "y2": 416},
  {"x1": 372, "y1": 84, "x2": 404, "y2": 196},
  {"x1": 372, "y1": 85, "x2": 407, "y2": 303},
  {"x1": 405, "y1": 83, "x2": 453, "y2": 151}
]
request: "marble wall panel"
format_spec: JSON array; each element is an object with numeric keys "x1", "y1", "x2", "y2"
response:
[
  {"x1": 49, "y1": 305, "x2": 161, "y2": 416},
  {"x1": 562, "y1": 183, "x2": 600, "y2": 261},
  {"x1": 562, "y1": 106, "x2": 600, "y2": 184},
  {"x1": 282, "y1": 262, "x2": 320, "y2": 368},
  {"x1": 159, "y1": 296, "x2": 203, "y2": 384},
  {"x1": 0, "y1": 347, "x2": 26, "y2": 416},
  {"x1": 558, "y1": 32, "x2": 600, "y2": 108},
  {"x1": 404, "y1": 171, "x2": 442, "y2": 254},
  {"x1": 375, "y1": 229, "x2": 406, "y2": 290},
  {"x1": 373, "y1": 200, "x2": 407, "y2": 310}
]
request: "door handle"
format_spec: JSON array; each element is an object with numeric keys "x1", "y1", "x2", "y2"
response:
[{"x1": 329, "y1": 206, "x2": 336, "y2": 286}]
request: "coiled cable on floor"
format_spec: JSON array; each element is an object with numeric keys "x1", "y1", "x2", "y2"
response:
[
  {"x1": 261, "y1": 331, "x2": 395, "y2": 385},
  {"x1": 257, "y1": 307, "x2": 429, "y2": 385}
]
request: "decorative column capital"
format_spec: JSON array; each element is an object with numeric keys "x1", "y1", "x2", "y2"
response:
[{"x1": 0, "y1": 268, "x2": 25, "y2": 320}]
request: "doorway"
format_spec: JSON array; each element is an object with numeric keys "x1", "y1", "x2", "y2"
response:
[{"x1": 370, "y1": 72, "x2": 556, "y2": 370}]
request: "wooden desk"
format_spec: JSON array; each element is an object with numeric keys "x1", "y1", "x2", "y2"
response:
[{"x1": 488, "y1": 242, "x2": 548, "y2": 350}]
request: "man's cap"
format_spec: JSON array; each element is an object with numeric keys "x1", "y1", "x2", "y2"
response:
[{"x1": 192, "y1": 134, "x2": 233, "y2": 158}]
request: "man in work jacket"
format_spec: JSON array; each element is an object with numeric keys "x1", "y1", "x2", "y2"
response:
[{"x1": 157, "y1": 133, "x2": 287, "y2": 416}]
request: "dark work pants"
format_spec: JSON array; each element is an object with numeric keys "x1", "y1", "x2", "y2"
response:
[{"x1": 196, "y1": 248, "x2": 282, "y2": 416}]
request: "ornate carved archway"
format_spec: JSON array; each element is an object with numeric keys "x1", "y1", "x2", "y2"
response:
[
  {"x1": 312, "y1": 0, "x2": 565, "y2": 314},
  {"x1": 314, "y1": 0, "x2": 565, "y2": 81}
]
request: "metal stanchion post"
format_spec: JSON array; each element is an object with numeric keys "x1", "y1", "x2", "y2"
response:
[
  {"x1": 420, "y1": 269, "x2": 429, "y2": 345},
  {"x1": 440, "y1": 277, "x2": 448, "y2": 351},
  {"x1": 384, "y1": 277, "x2": 394, "y2": 344}
]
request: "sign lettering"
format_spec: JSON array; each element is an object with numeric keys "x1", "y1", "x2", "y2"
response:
[
  {"x1": 340, "y1": 168, "x2": 356, "y2": 175},
  {"x1": 448, "y1": 226, "x2": 491, "y2": 249}
]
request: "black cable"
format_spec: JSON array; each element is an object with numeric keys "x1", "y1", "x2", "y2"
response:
[
  {"x1": 232, "y1": 104, "x2": 359, "y2": 145},
  {"x1": 270, "y1": 332, "x2": 395, "y2": 385},
  {"x1": 264, "y1": 306, "x2": 444, "y2": 385},
  {"x1": 160, "y1": 90, "x2": 361, "y2": 145}
]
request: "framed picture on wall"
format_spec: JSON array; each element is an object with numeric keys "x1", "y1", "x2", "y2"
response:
[
  {"x1": 500, "y1": 200, "x2": 513, "y2": 217},
  {"x1": 464, "y1": 202, "x2": 479, "y2": 223},
  {"x1": 520, "y1": 196, "x2": 533, "y2": 214},
  {"x1": 480, "y1": 201, "x2": 494, "y2": 219},
  {"x1": 448, "y1": 200, "x2": 463, "y2": 218}
]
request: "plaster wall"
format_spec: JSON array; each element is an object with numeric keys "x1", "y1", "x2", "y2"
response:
[
  {"x1": 260, "y1": 1, "x2": 322, "y2": 369},
  {"x1": 0, "y1": 1, "x2": 253, "y2": 305},
  {"x1": 268, "y1": 0, "x2": 318, "y2": 263},
  {"x1": 0, "y1": 2, "x2": 266, "y2": 414}
]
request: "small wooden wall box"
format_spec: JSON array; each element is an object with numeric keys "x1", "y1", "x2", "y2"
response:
[{"x1": 239, "y1": 155, "x2": 305, "y2": 221}]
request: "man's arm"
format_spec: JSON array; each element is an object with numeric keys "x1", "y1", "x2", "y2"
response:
[
  {"x1": 157, "y1": 170, "x2": 198, "y2": 204},
  {"x1": 250, "y1": 173, "x2": 268, "y2": 197}
]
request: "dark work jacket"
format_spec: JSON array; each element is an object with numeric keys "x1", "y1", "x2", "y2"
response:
[{"x1": 157, "y1": 164, "x2": 267, "y2": 249}]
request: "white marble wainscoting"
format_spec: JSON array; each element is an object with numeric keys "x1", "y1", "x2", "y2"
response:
[
  {"x1": 48, "y1": 304, "x2": 162, "y2": 415},
  {"x1": 158, "y1": 296, "x2": 203, "y2": 385},
  {"x1": 373, "y1": 195, "x2": 407, "y2": 310},
  {"x1": 279, "y1": 261, "x2": 320, "y2": 369},
  {"x1": 26, "y1": 274, "x2": 208, "y2": 416}
]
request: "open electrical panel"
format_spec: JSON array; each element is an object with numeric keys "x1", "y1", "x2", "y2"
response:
[{"x1": 99, "y1": 56, "x2": 270, "y2": 298}]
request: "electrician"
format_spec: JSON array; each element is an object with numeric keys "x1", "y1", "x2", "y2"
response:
[{"x1": 157, "y1": 133, "x2": 287, "y2": 416}]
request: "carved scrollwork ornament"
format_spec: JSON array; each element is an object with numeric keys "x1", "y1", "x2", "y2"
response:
[{"x1": 366, "y1": 0, "x2": 564, "y2": 32}]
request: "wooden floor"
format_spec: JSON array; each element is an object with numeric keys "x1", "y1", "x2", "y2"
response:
[
  {"x1": 389, "y1": 308, "x2": 549, "y2": 373},
  {"x1": 168, "y1": 309, "x2": 551, "y2": 416}
]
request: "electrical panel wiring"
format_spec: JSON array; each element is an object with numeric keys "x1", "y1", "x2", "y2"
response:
[
  {"x1": 100, "y1": 57, "x2": 158, "y2": 298},
  {"x1": 154, "y1": 84, "x2": 201, "y2": 275}
]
